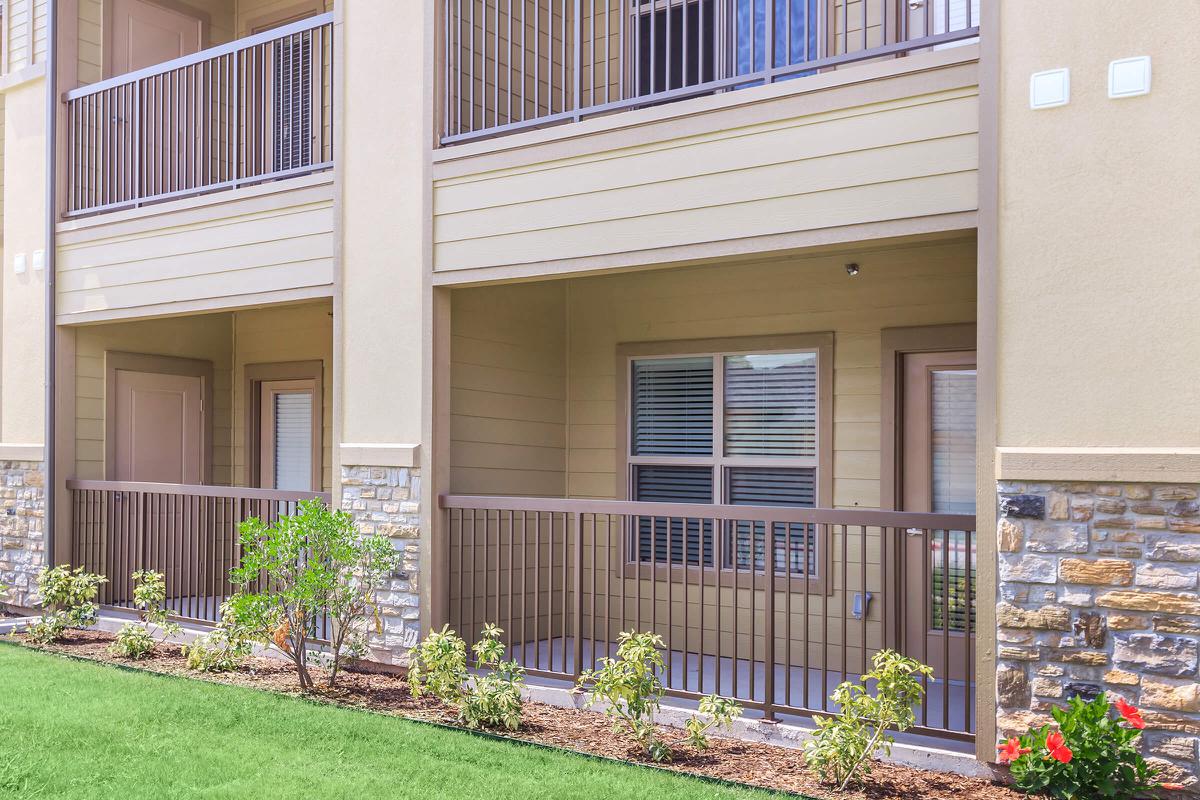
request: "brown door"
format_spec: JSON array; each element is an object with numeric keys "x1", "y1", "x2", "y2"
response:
[
  {"x1": 114, "y1": 369, "x2": 204, "y2": 483},
  {"x1": 108, "y1": 0, "x2": 204, "y2": 76},
  {"x1": 899, "y1": 350, "x2": 976, "y2": 681}
]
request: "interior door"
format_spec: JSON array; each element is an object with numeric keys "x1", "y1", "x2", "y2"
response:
[
  {"x1": 899, "y1": 350, "x2": 976, "y2": 682},
  {"x1": 108, "y1": 0, "x2": 204, "y2": 76},
  {"x1": 113, "y1": 369, "x2": 204, "y2": 483}
]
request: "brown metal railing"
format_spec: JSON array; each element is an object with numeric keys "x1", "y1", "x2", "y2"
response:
[
  {"x1": 442, "y1": 494, "x2": 977, "y2": 742},
  {"x1": 68, "y1": 480, "x2": 331, "y2": 628},
  {"x1": 65, "y1": 13, "x2": 334, "y2": 217},
  {"x1": 441, "y1": 0, "x2": 981, "y2": 144}
]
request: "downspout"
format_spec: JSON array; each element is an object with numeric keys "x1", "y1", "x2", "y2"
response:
[{"x1": 44, "y1": 0, "x2": 58, "y2": 564}]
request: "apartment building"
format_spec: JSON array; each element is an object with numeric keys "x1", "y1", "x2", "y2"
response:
[{"x1": 0, "y1": 0, "x2": 1196, "y2": 780}]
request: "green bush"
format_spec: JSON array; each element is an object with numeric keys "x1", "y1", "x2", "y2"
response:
[
  {"x1": 410, "y1": 623, "x2": 527, "y2": 731},
  {"x1": 577, "y1": 630, "x2": 741, "y2": 762},
  {"x1": 1002, "y1": 693, "x2": 1179, "y2": 799},
  {"x1": 803, "y1": 649, "x2": 932, "y2": 790},
  {"x1": 109, "y1": 570, "x2": 181, "y2": 660},
  {"x1": 27, "y1": 565, "x2": 107, "y2": 644},
  {"x1": 181, "y1": 602, "x2": 253, "y2": 673},
  {"x1": 227, "y1": 499, "x2": 400, "y2": 690}
]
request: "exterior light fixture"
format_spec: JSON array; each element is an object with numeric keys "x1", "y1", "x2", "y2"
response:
[{"x1": 845, "y1": 263, "x2": 860, "y2": 277}]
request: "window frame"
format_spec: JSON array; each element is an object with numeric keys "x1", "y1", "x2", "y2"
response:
[{"x1": 616, "y1": 333, "x2": 834, "y2": 592}]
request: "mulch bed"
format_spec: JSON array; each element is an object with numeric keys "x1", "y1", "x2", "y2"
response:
[{"x1": 10, "y1": 630, "x2": 1023, "y2": 800}]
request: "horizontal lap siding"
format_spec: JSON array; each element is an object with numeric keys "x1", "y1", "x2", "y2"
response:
[
  {"x1": 74, "y1": 315, "x2": 235, "y2": 484},
  {"x1": 56, "y1": 179, "x2": 335, "y2": 321},
  {"x1": 450, "y1": 282, "x2": 569, "y2": 497},
  {"x1": 432, "y1": 75, "x2": 980, "y2": 273},
  {"x1": 565, "y1": 238, "x2": 978, "y2": 505}
]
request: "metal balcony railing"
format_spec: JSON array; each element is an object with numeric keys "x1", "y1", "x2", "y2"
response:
[
  {"x1": 441, "y1": 0, "x2": 980, "y2": 145},
  {"x1": 64, "y1": 13, "x2": 334, "y2": 217}
]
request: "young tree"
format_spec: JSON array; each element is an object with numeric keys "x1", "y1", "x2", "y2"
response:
[{"x1": 227, "y1": 499, "x2": 400, "y2": 690}]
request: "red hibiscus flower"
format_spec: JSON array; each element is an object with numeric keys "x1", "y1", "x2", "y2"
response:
[
  {"x1": 1115, "y1": 697, "x2": 1146, "y2": 730},
  {"x1": 997, "y1": 737, "x2": 1032, "y2": 764},
  {"x1": 1045, "y1": 730, "x2": 1073, "y2": 764}
]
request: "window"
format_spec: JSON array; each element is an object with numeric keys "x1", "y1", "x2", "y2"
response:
[{"x1": 624, "y1": 336, "x2": 831, "y2": 578}]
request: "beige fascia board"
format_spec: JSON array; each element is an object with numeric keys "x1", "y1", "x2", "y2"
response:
[
  {"x1": 432, "y1": 213, "x2": 978, "y2": 287},
  {"x1": 997, "y1": 447, "x2": 1200, "y2": 485},
  {"x1": 0, "y1": 443, "x2": 46, "y2": 461},
  {"x1": 339, "y1": 443, "x2": 422, "y2": 469},
  {"x1": 57, "y1": 285, "x2": 334, "y2": 326},
  {"x1": 0, "y1": 62, "x2": 47, "y2": 93}
]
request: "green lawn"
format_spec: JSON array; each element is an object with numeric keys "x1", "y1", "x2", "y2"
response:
[{"x1": 0, "y1": 645, "x2": 781, "y2": 800}]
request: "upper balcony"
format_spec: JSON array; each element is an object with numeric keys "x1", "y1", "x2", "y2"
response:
[
  {"x1": 440, "y1": 0, "x2": 979, "y2": 145},
  {"x1": 55, "y1": 4, "x2": 336, "y2": 325},
  {"x1": 431, "y1": 0, "x2": 983, "y2": 283}
]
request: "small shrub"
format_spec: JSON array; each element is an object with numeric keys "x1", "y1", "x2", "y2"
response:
[
  {"x1": 803, "y1": 649, "x2": 933, "y2": 790},
  {"x1": 409, "y1": 625, "x2": 468, "y2": 703},
  {"x1": 410, "y1": 623, "x2": 527, "y2": 731},
  {"x1": 460, "y1": 624, "x2": 525, "y2": 731},
  {"x1": 1001, "y1": 693, "x2": 1182, "y2": 799},
  {"x1": 27, "y1": 565, "x2": 107, "y2": 644},
  {"x1": 109, "y1": 570, "x2": 180, "y2": 660},
  {"x1": 182, "y1": 602, "x2": 252, "y2": 673},
  {"x1": 227, "y1": 499, "x2": 401, "y2": 690},
  {"x1": 577, "y1": 630, "x2": 742, "y2": 762}
]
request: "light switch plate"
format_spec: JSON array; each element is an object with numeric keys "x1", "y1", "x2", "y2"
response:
[
  {"x1": 31, "y1": 250, "x2": 45, "y2": 271},
  {"x1": 1109, "y1": 56, "x2": 1151, "y2": 98},
  {"x1": 13, "y1": 253, "x2": 26, "y2": 275},
  {"x1": 1030, "y1": 68, "x2": 1070, "y2": 109}
]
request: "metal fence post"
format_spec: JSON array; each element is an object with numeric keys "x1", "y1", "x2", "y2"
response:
[
  {"x1": 763, "y1": 519, "x2": 777, "y2": 722},
  {"x1": 572, "y1": 510, "x2": 584, "y2": 681}
]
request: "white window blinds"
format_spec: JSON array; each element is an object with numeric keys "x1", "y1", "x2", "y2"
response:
[
  {"x1": 931, "y1": 369, "x2": 976, "y2": 515},
  {"x1": 723, "y1": 352, "x2": 817, "y2": 458},
  {"x1": 631, "y1": 357, "x2": 713, "y2": 456},
  {"x1": 272, "y1": 391, "x2": 313, "y2": 491}
]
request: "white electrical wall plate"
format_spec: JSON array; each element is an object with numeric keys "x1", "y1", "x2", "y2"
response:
[
  {"x1": 1109, "y1": 56, "x2": 1151, "y2": 98},
  {"x1": 31, "y1": 250, "x2": 45, "y2": 271},
  {"x1": 13, "y1": 253, "x2": 26, "y2": 275}
]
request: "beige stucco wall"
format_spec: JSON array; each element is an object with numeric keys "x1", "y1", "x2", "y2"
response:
[
  {"x1": 1, "y1": 77, "x2": 48, "y2": 446},
  {"x1": 338, "y1": 1, "x2": 430, "y2": 448},
  {"x1": 996, "y1": 3, "x2": 1200, "y2": 452}
]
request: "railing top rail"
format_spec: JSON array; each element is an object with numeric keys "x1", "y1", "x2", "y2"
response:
[
  {"x1": 64, "y1": 11, "x2": 334, "y2": 102},
  {"x1": 67, "y1": 479, "x2": 331, "y2": 504},
  {"x1": 440, "y1": 494, "x2": 975, "y2": 530}
]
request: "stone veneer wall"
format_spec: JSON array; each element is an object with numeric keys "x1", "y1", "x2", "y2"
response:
[
  {"x1": 996, "y1": 480, "x2": 1200, "y2": 788},
  {"x1": 0, "y1": 460, "x2": 46, "y2": 611},
  {"x1": 340, "y1": 465, "x2": 422, "y2": 666}
]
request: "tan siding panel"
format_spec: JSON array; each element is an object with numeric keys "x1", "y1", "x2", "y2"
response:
[
  {"x1": 433, "y1": 78, "x2": 980, "y2": 272},
  {"x1": 56, "y1": 181, "x2": 335, "y2": 320}
]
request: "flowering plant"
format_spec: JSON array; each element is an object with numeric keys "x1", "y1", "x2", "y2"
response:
[{"x1": 1001, "y1": 693, "x2": 1182, "y2": 799}]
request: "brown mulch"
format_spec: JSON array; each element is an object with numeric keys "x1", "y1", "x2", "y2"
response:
[{"x1": 11, "y1": 630, "x2": 1022, "y2": 800}]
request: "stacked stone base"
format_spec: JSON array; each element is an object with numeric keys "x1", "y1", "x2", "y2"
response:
[
  {"x1": 0, "y1": 461, "x2": 46, "y2": 611},
  {"x1": 340, "y1": 465, "x2": 422, "y2": 666},
  {"x1": 997, "y1": 481, "x2": 1200, "y2": 788}
]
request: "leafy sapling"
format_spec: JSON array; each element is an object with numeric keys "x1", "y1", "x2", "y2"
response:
[
  {"x1": 577, "y1": 630, "x2": 741, "y2": 762},
  {"x1": 110, "y1": 570, "x2": 181, "y2": 659},
  {"x1": 227, "y1": 499, "x2": 400, "y2": 690},
  {"x1": 181, "y1": 601, "x2": 253, "y2": 672},
  {"x1": 27, "y1": 565, "x2": 107, "y2": 644},
  {"x1": 803, "y1": 649, "x2": 933, "y2": 790}
]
